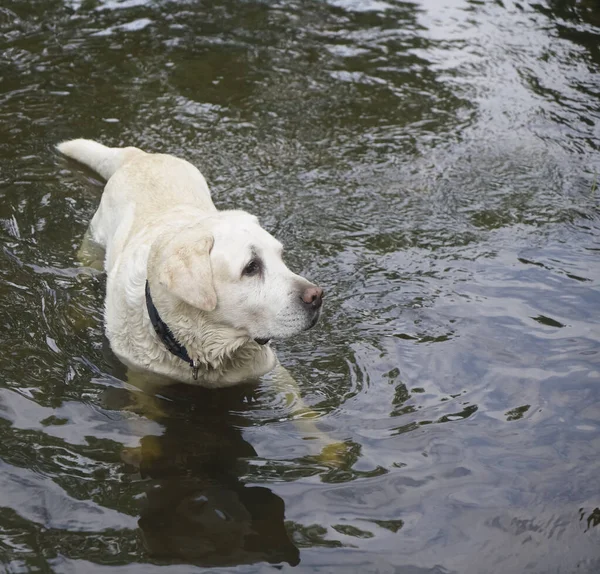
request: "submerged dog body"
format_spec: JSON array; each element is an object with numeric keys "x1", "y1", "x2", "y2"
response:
[{"x1": 58, "y1": 140, "x2": 323, "y2": 386}]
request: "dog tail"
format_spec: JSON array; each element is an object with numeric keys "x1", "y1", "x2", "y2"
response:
[{"x1": 56, "y1": 139, "x2": 143, "y2": 181}]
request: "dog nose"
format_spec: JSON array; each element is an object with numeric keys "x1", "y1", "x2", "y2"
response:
[{"x1": 301, "y1": 286, "x2": 324, "y2": 309}]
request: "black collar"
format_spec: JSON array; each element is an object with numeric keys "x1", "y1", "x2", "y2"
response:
[
  {"x1": 145, "y1": 281, "x2": 200, "y2": 379},
  {"x1": 145, "y1": 281, "x2": 270, "y2": 380}
]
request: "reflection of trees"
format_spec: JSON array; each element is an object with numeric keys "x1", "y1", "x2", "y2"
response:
[
  {"x1": 540, "y1": 0, "x2": 600, "y2": 62},
  {"x1": 580, "y1": 507, "x2": 600, "y2": 532},
  {"x1": 505, "y1": 404, "x2": 530, "y2": 421},
  {"x1": 285, "y1": 522, "x2": 344, "y2": 549}
]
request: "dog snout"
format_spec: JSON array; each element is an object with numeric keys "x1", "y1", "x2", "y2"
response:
[{"x1": 301, "y1": 286, "x2": 324, "y2": 310}]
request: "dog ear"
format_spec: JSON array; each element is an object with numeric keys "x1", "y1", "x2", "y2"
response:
[{"x1": 158, "y1": 235, "x2": 217, "y2": 312}]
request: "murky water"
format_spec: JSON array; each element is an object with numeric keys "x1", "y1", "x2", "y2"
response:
[{"x1": 1, "y1": 0, "x2": 600, "y2": 572}]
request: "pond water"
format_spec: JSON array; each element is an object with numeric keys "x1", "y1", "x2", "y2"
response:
[{"x1": 1, "y1": 0, "x2": 600, "y2": 572}]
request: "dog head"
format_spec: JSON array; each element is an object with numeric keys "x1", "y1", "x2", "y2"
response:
[{"x1": 149, "y1": 211, "x2": 323, "y2": 341}]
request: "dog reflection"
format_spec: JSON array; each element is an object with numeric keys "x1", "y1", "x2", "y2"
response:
[{"x1": 113, "y1": 385, "x2": 300, "y2": 567}]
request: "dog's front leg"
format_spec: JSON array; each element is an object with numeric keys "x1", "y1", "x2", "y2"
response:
[{"x1": 268, "y1": 362, "x2": 350, "y2": 468}]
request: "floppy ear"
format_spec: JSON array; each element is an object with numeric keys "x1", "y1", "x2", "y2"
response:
[{"x1": 158, "y1": 235, "x2": 217, "y2": 312}]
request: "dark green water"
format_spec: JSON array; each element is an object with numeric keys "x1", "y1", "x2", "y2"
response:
[{"x1": 1, "y1": 0, "x2": 600, "y2": 572}]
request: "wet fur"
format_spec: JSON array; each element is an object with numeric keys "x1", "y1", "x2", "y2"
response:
[
  {"x1": 58, "y1": 139, "x2": 346, "y2": 466},
  {"x1": 57, "y1": 139, "x2": 318, "y2": 387}
]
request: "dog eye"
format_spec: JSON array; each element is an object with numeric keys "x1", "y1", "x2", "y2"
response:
[{"x1": 242, "y1": 258, "x2": 261, "y2": 277}]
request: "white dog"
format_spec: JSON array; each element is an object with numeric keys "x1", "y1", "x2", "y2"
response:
[{"x1": 57, "y1": 139, "x2": 324, "y2": 387}]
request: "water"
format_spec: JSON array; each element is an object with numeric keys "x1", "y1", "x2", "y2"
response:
[{"x1": 1, "y1": 0, "x2": 600, "y2": 572}]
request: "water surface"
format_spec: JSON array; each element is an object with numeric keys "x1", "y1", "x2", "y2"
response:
[{"x1": 1, "y1": 0, "x2": 600, "y2": 572}]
